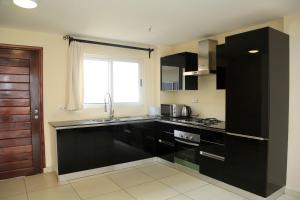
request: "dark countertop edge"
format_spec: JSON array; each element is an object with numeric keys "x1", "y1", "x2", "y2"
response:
[{"x1": 49, "y1": 117, "x2": 225, "y2": 133}]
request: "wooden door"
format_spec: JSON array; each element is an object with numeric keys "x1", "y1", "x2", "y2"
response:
[{"x1": 0, "y1": 44, "x2": 44, "y2": 179}]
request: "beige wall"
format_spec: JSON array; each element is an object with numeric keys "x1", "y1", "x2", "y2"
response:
[
  {"x1": 284, "y1": 12, "x2": 300, "y2": 195},
  {"x1": 0, "y1": 27, "x2": 158, "y2": 171},
  {"x1": 159, "y1": 19, "x2": 284, "y2": 120}
]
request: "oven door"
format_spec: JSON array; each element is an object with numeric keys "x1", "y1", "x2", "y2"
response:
[{"x1": 174, "y1": 138, "x2": 199, "y2": 170}]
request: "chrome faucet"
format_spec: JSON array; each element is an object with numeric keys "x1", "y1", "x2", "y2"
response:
[{"x1": 104, "y1": 93, "x2": 114, "y2": 119}]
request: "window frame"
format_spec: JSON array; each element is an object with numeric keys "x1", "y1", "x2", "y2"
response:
[{"x1": 83, "y1": 54, "x2": 143, "y2": 107}]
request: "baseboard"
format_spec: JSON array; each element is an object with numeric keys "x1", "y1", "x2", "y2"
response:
[
  {"x1": 285, "y1": 188, "x2": 300, "y2": 199},
  {"x1": 57, "y1": 157, "x2": 157, "y2": 182},
  {"x1": 43, "y1": 166, "x2": 54, "y2": 173}
]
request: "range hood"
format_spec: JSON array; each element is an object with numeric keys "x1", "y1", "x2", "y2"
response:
[{"x1": 183, "y1": 39, "x2": 217, "y2": 76}]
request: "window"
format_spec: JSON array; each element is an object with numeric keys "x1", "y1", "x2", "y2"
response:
[{"x1": 83, "y1": 57, "x2": 141, "y2": 104}]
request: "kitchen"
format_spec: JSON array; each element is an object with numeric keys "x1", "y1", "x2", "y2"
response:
[{"x1": 0, "y1": 1, "x2": 300, "y2": 200}]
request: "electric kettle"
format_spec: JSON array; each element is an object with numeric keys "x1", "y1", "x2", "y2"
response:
[{"x1": 181, "y1": 106, "x2": 192, "y2": 117}]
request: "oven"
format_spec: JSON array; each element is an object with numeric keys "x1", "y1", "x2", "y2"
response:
[{"x1": 174, "y1": 130, "x2": 200, "y2": 170}]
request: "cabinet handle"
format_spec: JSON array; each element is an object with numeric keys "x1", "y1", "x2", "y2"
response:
[
  {"x1": 158, "y1": 139, "x2": 175, "y2": 147},
  {"x1": 162, "y1": 131, "x2": 173, "y2": 135},
  {"x1": 175, "y1": 139, "x2": 199, "y2": 147},
  {"x1": 226, "y1": 132, "x2": 268, "y2": 141},
  {"x1": 124, "y1": 129, "x2": 131, "y2": 133},
  {"x1": 200, "y1": 151, "x2": 225, "y2": 162}
]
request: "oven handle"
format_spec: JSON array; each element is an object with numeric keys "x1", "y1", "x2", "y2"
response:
[
  {"x1": 199, "y1": 151, "x2": 225, "y2": 162},
  {"x1": 175, "y1": 138, "x2": 199, "y2": 147},
  {"x1": 158, "y1": 139, "x2": 175, "y2": 147}
]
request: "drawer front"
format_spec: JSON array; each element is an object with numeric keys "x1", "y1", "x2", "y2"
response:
[
  {"x1": 200, "y1": 130, "x2": 224, "y2": 145},
  {"x1": 200, "y1": 140, "x2": 225, "y2": 157},
  {"x1": 199, "y1": 155, "x2": 224, "y2": 181}
]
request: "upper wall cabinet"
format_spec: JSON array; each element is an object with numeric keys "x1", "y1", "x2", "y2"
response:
[
  {"x1": 161, "y1": 52, "x2": 198, "y2": 91},
  {"x1": 216, "y1": 44, "x2": 227, "y2": 89}
]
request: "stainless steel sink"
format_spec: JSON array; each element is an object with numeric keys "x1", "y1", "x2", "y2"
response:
[{"x1": 91, "y1": 118, "x2": 120, "y2": 123}]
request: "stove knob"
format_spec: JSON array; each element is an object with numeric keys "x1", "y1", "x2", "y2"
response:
[
  {"x1": 189, "y1": 136, "x2": 193, "y2": 140},
  {"x1": 184, "y1": 135, "x2": 188, "y2": 139}
]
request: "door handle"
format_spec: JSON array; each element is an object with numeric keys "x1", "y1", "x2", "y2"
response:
[
  {"x1": 175, "y1": 139, "x2": 199, "y2": 147},
  {"x1": 199, "y1": 151, "x2": 225, "y2": 162},
  {"x1": 158, "y1": 139, "x2": 175, "y2": 147}
]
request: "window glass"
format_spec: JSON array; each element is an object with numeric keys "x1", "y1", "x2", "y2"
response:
[
  {"x1": 113, "y1": 61, "x2": 140, "y2": 103},
  {"x1": 83, "y1": 59, "x2": 109, "y2": 104}
]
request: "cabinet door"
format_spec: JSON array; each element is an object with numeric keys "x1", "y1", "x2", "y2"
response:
[
  {"x1": 225, "y1": 29, "x2": 269, "y2": 138},
  {"x1": 216, "y1": 44, "x2": 227, "y2": 89},
  {"x1": 157, "y1": 131, "x2": 175, "y2": 162},
  {"x1": 224, "y1": 134, "x2": 268, "y2": 197},
  {"x1": 57, "y1": 126, "x2": 114, "y2": 175}
]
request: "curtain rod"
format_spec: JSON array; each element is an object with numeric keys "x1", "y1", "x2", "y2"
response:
[{"x1": 63, "y1": 35, "x2": 154, "y2": 58}]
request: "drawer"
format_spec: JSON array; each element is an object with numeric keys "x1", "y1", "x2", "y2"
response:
[
  {"x1": 200, "y1": 140, "x2": 225, "y2": 157},
  {"x1": 200, "y1": 130, "x2": 224, "y2": 145}
]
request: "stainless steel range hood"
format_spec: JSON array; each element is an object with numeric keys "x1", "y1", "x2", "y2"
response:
[{"x1": 183, "y1": 39, "x2": 217, "y2": 76}]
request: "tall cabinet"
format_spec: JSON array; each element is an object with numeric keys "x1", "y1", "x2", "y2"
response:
[{"x1": 224, "y1": 28, "x2": 289, "y2": 197}]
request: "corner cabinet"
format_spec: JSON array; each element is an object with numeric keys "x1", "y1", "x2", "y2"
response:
[
  {"x1": 224, "y1": 27, "x2": 289, "y2": 197},
  {"x1": 161, "y1": 52, "x2": 198, "y2": 91}
]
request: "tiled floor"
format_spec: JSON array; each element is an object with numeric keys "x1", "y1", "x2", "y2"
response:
[{"x1": 0, "y1": 162, "x2": 298, "y2": 200}]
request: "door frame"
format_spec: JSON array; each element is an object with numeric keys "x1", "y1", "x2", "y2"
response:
[{"x1": 0, "y1": 43, "x2": 45, "y2": 173}]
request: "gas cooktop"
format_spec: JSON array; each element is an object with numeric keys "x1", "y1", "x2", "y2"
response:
[{"x1": 161, "y1": 117, "x2": 225, "y2": 130}]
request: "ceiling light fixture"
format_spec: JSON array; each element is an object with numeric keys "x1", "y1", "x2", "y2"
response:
[
  {"x1": 248, "y1": 49, "x2": 259, "y2": 54},
  {"x1": 13, "y1": 0, "x2": 38, "y2": 9}
]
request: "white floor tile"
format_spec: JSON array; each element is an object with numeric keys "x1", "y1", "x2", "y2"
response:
[
  {"x1": 277, "y1": 194, "x2": 300, "y2": 200},
  {"x1": 86, "y1": 190, "x2": 135, "y2": 200},
  {"x1": 159, "y1": 173, "x2": 208, "y2": 193},
  {"x1": 0, "y1": 178, "x2": 26, "y2": 199},
  {"x1": 184, "y1": 184, "x2": 244, "y2": 200},
  {"x1": 25, "y1": 172, "x2": 58, "y2": 192},
  {"x1": 28, "y1": 185, "x2": 80, "y2": 200},
  {"x1": 167, "y1": 194, "x2": 193, "y2": 200},
  {"x1": 125, "y1": 181, "x2": 179, "y2": 200},
  {"x1": 0, "y1": 194, "x2": 28, "y2": 200},
  {"x1": 108, "y1": 168, "x2": 154, "y2": 188},
  {"x1": 138, "y1": 163, "x2": 180, "y2": 179},
  {"x1": 71, "y1": 175, "x2": 121, "y2": 199}
]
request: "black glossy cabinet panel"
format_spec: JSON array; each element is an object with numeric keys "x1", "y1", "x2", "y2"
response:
[
  {"x1": 224, "y1": 27, "x2": 289, "y2": 197},
  {"x1": 225, "y1": 28, "x2": 268, "y2": 138},
  {"x1": 57, "y1": 122, "x2": 157, "y2": 175},
  {"x1": 156, "y1": 122, "x2": 175, "y2": 162},
  {"x1": 199, "y1": 130, "x2": 225, "y2": 182},
  {"x1": 225, "y1": 135, "x2": 268, "y2": 196},
  {"x1": 216, "y1": 44, "x2": 227, "y2": 89},
  {"x1": 57, "y1": 126, "x2": 115, "y2": 175},
  {"x1": 161, "y1": 52, "x2": 198, "y2": 91}
]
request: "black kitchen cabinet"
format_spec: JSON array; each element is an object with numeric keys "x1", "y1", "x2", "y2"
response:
[
  {"x1": 57, "y1": 122, "x2": 157, "y2": 175},
  {"x1": 216, "y1": 44, "x2": 227, "y2": 89},
  {"x1": 57, "y1": 126, "x2": 115, "y2": 175},
  {"x1": 224, "y1": 27, "x2": 289, "y2": 197},
  {"x1": 199, "y1": 130, "x2": 225, "y2": 181},
  {"x1": 156, "y1": 122, "x2": 175, "y2": 162},
  {"x1": 225, "y1": 135, "x2": 268, "y2": 196},
  {"x1": 161, "y1": 52, "x2": 198, "y2": 91}
]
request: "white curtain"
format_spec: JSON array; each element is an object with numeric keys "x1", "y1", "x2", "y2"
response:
[{"x1": 65, "y1": 41, "x2": 84, "y2": 111}]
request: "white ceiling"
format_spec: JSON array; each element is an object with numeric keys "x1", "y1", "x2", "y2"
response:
[{"x1": 0, "y1": 0, "x2": 300, "y2": 45}]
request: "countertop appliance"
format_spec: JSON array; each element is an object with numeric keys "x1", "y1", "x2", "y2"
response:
[
  {"x1": 160, "y1": 117, "x2": 225, "y2": 130},
  {"x1": 181, "y1": 105, "x2": 192, "y2": 117},
  {"x1": 161, "y1": 104, "x2": 184, "y2": 117},
  {"x1": 174, "y1": 130, "x2": 200, "y2": 171}
]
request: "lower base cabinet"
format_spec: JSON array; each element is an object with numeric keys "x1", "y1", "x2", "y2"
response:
[{"x1": 224, "y1": 135, "x2": 268, "y2": 197}]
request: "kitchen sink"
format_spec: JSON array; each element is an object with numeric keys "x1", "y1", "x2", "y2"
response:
[{"x1": 91, "y1": 118, "x2": 120, "y2": 123}]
